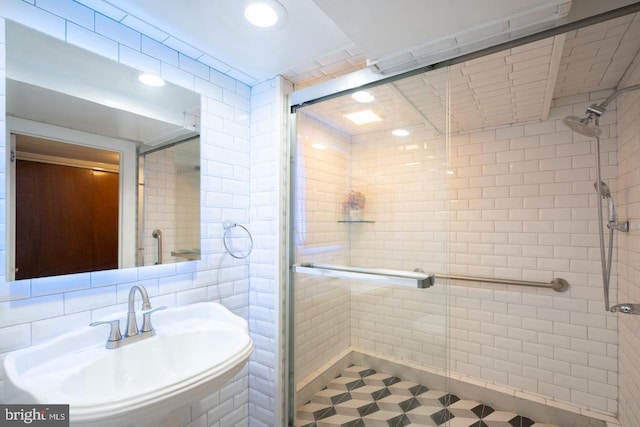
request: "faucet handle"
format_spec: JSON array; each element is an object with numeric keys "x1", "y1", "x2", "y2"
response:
[
  {"x1": 141, "y1": 306, "x2": 166, "y2": 333},
  {"x1": 90, "y1": 319, "x2": 123, "y2": 347}
]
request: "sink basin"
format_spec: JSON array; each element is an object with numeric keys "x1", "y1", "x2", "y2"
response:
[{"x1": 3, "y1": 302, "x2": 253, "y2": 426}]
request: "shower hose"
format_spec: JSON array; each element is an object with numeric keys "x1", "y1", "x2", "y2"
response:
[{"x1": 595, "y1": 117, "x2": 614, "y2": 311}]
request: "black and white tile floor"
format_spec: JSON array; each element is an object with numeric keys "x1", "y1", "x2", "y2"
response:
[{"x1": 296, "y1": 365, "x2": 559, "y2": 427}]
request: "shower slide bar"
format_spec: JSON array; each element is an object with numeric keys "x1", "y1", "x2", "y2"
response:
[
  {"x1": 293, "y1": 263, "x2": 434, "y2": 288},
  {"x1": 293, "y1": 263, "x2": 569, "y2": 292}
]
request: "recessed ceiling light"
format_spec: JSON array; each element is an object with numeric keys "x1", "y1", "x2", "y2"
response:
[
  {"x1": 312, "y1": 143, "x2": 327, "y2": 150},
  {"x1": 344, "y1": 109, "x2": 383, "y2": 125},
  {"x1": 392, "y1": 129, "x2": 410, "y2": 137},
  {"x1": 244, "y1": 0, "x2": 287, "y2": 29},
  {"x1": 138, "y1": 73, "x2": 165, "y2": 87},
  {"x1": 351, "y1": 91, "x2": 375, "y2": 103}
]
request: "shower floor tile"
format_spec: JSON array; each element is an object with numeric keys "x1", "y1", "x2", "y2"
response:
[{"x1": 296, "y1": 365, "x2": 560, "y2": 427}]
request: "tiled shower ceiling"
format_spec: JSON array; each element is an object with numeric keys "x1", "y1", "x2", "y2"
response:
[
  {"x1": 298, "y1": 12, "x2": 640, "y2": 136},
  {"x1": 446, "y1": 36, "x2": 564, "y2": 133},
  {"x1": 554, "y1": 12, "x2": 640, "y2": 98},
  {"x1": 364, "y1": 1, "x2": 573, "y2": 76}
]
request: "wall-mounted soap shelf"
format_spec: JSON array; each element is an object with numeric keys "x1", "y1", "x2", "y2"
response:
[{"x1": 171, "y1": 249, "x2": 201, "y2": 260}]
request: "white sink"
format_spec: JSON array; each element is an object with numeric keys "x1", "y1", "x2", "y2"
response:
[{"x1": 3, "y1": 302, "x2": 253, "y2": 426}]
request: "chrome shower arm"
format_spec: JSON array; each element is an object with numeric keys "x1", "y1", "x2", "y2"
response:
[{"x1": 592, "y1": 83, "x2": 640, "y2": 113}]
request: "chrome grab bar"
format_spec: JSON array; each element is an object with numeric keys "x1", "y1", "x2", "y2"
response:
[
  {"x1": 293, "y1": 263, "x2": 434, "y2": 288},
  {"x1": 152, "y1": 229, "x2": 162, "y2": 264},
  {"x1": 434, "y1": 273, "x2": 569, "y2": 292},
  {"x1": 293, "y1": 263, "x2": 569, "y2": 292}
]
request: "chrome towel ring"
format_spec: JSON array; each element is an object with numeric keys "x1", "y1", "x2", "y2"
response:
[{"x1": 222, "y1": 220, "x2": 254, "y2": 259}]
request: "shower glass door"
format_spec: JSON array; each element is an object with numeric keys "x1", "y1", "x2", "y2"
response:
[{"x1": 290, "y1": 67, "x2": 451, "y2": 426}]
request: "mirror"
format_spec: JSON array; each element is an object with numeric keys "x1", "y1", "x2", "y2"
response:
[{"x1": 5, "y1": 21, "x2": 202, "y2": 280}]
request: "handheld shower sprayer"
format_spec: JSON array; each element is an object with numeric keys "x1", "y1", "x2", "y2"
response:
[
  {"x1": 594, "y1": 180, "x2": 611, "y2": 198},
  {"x1": 594, "y1": 181, "x2": 615, "y2": 223},
  {"x1": 592, "y1": 180, "x2": 629, "y2": 232}
]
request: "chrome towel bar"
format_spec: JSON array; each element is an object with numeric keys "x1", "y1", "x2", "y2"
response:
[
  {"x1": 293, "y1": 263, "x2": 569, "y2": 292},
  {"x1": 293, "y1": 263, "x2": 434, "y2": 288}
]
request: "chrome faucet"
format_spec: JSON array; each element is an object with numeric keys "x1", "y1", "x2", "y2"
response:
[
  {"x1": 126, "y1": 285, "x2": 152, "y2": 337},
  {"x1": 91, "y1": 285, "x2": 166, "y2": 349}
]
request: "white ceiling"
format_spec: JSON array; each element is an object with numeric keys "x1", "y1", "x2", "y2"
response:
[
  {"x1": 81, "y1": 0, "x2": 638, "y2": 87},
  {"x1": 89, "y1": 0, "x2": 355, "y2": 85},
  {"x1": 7, "y1": 0, "x2": 640, "y2": 145}
]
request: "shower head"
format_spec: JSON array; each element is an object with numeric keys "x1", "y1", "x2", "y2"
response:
[
  {"x1": 594, "y1": 181, "x2": 611, "y2": 199},
  {"x1": 563, "y1": 84, "x2": 640, "y2": 138},
  {"x1": 563, "y1": 115, "x2": 602, "y2": 138}
]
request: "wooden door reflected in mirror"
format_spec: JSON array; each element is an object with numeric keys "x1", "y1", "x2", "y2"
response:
[{"x1": 14, "y1": 135, "x2": 120, "y2": 279}]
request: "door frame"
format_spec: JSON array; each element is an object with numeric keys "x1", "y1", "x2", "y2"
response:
[{"x1": 7, "y1": 117, "x2": 137, "y2": 280}]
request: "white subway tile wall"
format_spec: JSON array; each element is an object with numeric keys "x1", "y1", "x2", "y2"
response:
[
  {"x1": 451, "y1": 95, "x2": 620, "y2": 410},
  {"x1": 0, "y1": 1, "x2": 281, "y2": 425},
  {"x1": 347, "y1": 119, "x2": 450, "y2": 371},
  {"x1": 386, "y1": 90, "x2": 617, "y2": 413},
  {"x1": 143, "y1": 147, "x2": 178, "y2": 266},
  {"x1": 294, "y1": 113, "x2": 352, "y2": 383},
  {"x1": 142, "y1": 142, "x2": 200, "y2": 266},
  {"x1": 616, "y1": 56, "x2": 640, "y2": 427},
  {"x1": 248, "y1": 76, "x2": 291, "y2": 426}
]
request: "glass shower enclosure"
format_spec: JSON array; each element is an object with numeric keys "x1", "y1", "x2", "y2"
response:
[{"x1": 289, "y1": 68, "x2": 451, "y2": 425}]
